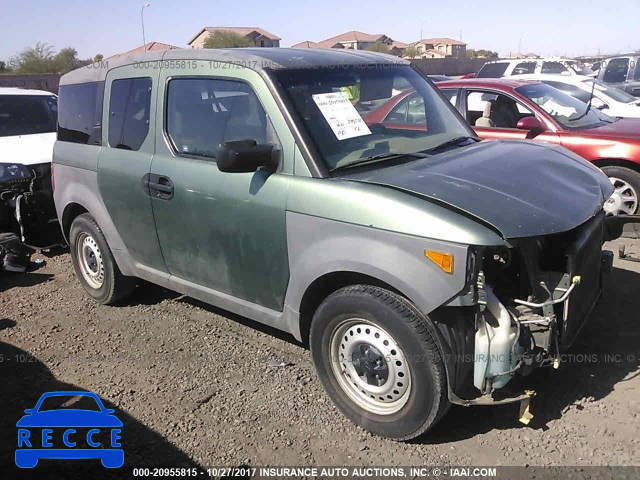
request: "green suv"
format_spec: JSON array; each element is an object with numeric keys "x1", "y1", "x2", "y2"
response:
[{"x1": 53, "y1": 48, "x2": 633, "y2": 440}]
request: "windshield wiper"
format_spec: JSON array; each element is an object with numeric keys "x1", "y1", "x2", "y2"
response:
[
  {"x1": 329, "y1": 152, "x2": 427, "y2": 173},
  {"x1": 423, "y1": 136, "x2": 479, "y2": 153}
]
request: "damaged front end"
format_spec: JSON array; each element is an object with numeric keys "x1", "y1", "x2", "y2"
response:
[
  {"x1": 443, "y1": 211, "x2": 638, "y2": 416},
  {"x1": 0, "y1": 162, "x2": 63, "y2": 251}
]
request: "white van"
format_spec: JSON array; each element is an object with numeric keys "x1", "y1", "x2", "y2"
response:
[{"x1": 0, "y1": 87, "x2": 62, "y2": 248}]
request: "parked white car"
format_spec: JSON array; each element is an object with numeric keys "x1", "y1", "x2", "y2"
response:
[
  {"x1": 475, "y1": 58, "x2": 583, "y2": 78},
  {"x1": 516, "y1": 74, "x2": 640, "y2": 118},
  {"x1": 0, "y1": 87, "x2": 62, "y2": 249}
]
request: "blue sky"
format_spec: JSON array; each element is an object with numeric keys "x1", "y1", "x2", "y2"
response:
[{"x1": 2, "y1": 0, "x2": 638, "y2": 61}]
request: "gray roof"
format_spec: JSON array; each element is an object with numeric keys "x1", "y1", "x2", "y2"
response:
[{"x1": 60, "y1": 47, "x2": 409, "y2": 85}]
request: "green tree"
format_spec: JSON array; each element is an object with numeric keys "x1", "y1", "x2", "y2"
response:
[
  {"x1": 9, "y1": 42, "x2": 55, "y2": 73},
  {"x1": 366, "y1": 41, "x2": 391, "y2": 54},
  {"x1": 467, "y1": 48, "x2": 499, "y2": 60},
  {"x1": 0, "y1": 61, "x2": 9, "y2": 73},
  {"x1": 402, "y1": 45, "x2": 420, "y2": 59},
  {"x1": 203, "y1": 31, "x2": 253, "y2": 48},
  {"x1": 52, "y1": 47, "x2": 92, "y2": 73},
  {"x1": 8, "y1": 43, "x2": 96, "y2": 74}
]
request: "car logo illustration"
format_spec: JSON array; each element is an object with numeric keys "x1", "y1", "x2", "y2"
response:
[{"x1": 16, "y1": 391, "x2": 123, "y2": 468}]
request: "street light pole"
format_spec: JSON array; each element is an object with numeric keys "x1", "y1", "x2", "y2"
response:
[
  {"x1": 420, "y1": 21, "x2": 427, "y2": 41},
  {"x1": 141, "y1": 4, "x2": 151, "y2": 51}
]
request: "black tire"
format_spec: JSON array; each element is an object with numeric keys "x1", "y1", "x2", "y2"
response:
[
  {"x1": 310, "y1": 285, "x2": 449, "y2": 440},
  {"x1": 601, "y1": 166, "x2": 640, "y2": 215},
  {"x1": 69, "y1": 213, "x2": 136, "y2": 304}
]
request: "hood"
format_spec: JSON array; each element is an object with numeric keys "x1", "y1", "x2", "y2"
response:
[
  {"x1": 0, "y1": 132, "x2": 56, "y2": 166},
  {"x1": 343, "y1": 140, "x2": 613, "y2": 239},
  {"x1": 16, "y1": 409, "x2": 123, "y2": 427},
  {"x1": 582, "y1": 118, "x2": 640, "y2": 140}
]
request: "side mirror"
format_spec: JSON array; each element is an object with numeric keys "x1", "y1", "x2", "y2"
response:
[
  {"x1": 216, "y1": 139, "x2": 278, "y2": 174},
  {"x1": 516, "y1": 116, "x2": 547, "y2": 138}
]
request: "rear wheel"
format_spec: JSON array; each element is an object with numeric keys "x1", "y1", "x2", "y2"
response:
[
  {"x1": 69, "y1": 214, "x2": 135, "y2": 304},
  {"x1": 601, "y1": 166, "x2": 640, "y2": 215},
  {"x1": 310, "y1": 285, "x2": 449, "y2": 440}
]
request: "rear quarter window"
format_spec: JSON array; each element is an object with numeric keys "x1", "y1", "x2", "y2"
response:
[
  {"x1": 57, "y1": 81, "x2": 104, "y2": 145},
  {"x1": 107, "y1": 77, "x2": 152, "y2": 151},
  {"x1": 541, "y1": 62, "x2": 570, "y2": 74},
  {"x1": 512, "y1": 62, "x2": 537, "y2": 75},
  {"x1": 475, "y1": 63, "x2": 509, "y2": 78}
]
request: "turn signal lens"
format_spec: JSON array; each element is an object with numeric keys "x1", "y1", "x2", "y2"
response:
[{"x1": 424, "y1": 250, "x2": 454, "y2": 274}]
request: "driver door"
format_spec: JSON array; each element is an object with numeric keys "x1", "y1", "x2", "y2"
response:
[
  {"x1": 149, "y1": 65, "x2": 292, "y2": 311},
  {"x1": 462, "y1": 89, "x2": 560, "y2": 145}
]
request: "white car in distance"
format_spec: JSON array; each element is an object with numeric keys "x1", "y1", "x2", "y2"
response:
[{"x1": 516, "y1": 74, "x2": 640, "y2": 118}]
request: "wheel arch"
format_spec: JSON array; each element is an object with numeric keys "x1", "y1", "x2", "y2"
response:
[
  {"x1": 592, "y1": 158, "x2": 640, "y2": 172},
  {"x1": 297, "y1": 271, "x2": 405, "y2": 347},
  {"x1": 61, "y1": 202, "x2": 89, "y2": 241}
]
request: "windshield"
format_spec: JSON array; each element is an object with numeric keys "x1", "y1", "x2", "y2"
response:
[
  {"x1": 37, "y1": 395, "x2": 102, "y2": 412},
  {"x1": 515, "y1": 83, "x2": 613, "y2": 129},
  {"x1": 584, "y1": 79, "x2": 638, "y2": 104},
  {"x1": 0, "y1": 94, "x2": 58, "y2": 137},
  {"x1": 272, "y1": 65, "x2": 472, "y2": 171}
]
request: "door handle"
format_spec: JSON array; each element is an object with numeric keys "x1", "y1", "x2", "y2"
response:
[{"x1": 143, "y1": 174, "x2": 174, "y2": 200}]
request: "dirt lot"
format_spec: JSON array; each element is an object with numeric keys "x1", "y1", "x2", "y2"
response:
[{"x1": 1, "y1": 238, "x2": 639, "y2": 479}]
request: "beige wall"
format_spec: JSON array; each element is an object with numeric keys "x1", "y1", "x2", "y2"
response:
[{"x1": 189, "y1": 31, "x2": 210, "y2": 48}]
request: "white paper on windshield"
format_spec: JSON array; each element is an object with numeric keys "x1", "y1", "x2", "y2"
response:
[{"x1": 312, "y1": 92, "x2": 372, "y2": 140}]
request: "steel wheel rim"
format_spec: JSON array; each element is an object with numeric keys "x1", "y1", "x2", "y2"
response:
[
  {"x1": 604, "y1": 177, "x2": 638, "y2": 216},
  {"x1": 76, "y1": 233, "x2": 104, "y2": 289},
  {"x1": 329, "y1": 319, "x2": 411, "y2": 415}
]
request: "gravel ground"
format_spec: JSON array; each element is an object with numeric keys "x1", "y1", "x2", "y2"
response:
[{"x1": 1, "y1": 238, "x2": 639, "y2": 479}]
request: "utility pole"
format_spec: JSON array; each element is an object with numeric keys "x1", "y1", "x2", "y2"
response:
[{"x1": 141, "y1": 4, "x2": 151, "y2": 51}]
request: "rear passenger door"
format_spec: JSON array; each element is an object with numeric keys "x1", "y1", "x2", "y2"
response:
[
  {"x1": 149, "y1": 63, "x2": 291, "y2": 311},
  {"x1": 98, "y1": 64, "x2": 168, "y2": 273}
]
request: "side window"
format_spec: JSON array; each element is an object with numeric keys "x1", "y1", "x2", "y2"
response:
[
  {"x1": 603, "y1": 58, "x2": 629, "y2": 83},
  {"x1": 475, "y1": 62, "x2": 509, "y2": 78},
  {"x1": 385, "y1": 96, "x2": 409, "y2": 123},
  {"x1": 166, "y1": 78, "x2": 269, "y2": 159},
  {"x1": 58, "y1": 81, "x2": 104, "y2": 145},
  {"x1": 384, "y1": 93, "x2": 426, "y2": 126},
  {"x1": 407, "y1": 95, "x2": 426, "y2": 124},
  {"x1": 633, "y1": 61, "x2": 640, "y2": 81},
  {"x1": 512, "y1": 62, "x2": 537, "y2": 75},
  {"x1": 541, "y1": 62, "x2": 569, "y2": 74},
  {"x1": 440, "y1": 89, "x2": 458, "y2": 106},
  {"x1": 466, "y1": 90, "x2": 532, "y2": 128},
  {"x1": 108, "y1": 78, "x2": 152, "y2": 151}
]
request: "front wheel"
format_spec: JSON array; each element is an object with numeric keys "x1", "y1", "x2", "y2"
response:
[
  {"x1": 310, "y1": 285, "x2": 449, "y2": 440},
  {"x1": 601, "y1": 166, "x2": 640, "y2": 215},
  {"x1": 69, "y1": 213, "x2": 136, "y2": 304}
]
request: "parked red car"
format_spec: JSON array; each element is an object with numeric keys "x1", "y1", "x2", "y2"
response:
[
  {"x1": 439, "y1": 79, "x2": 640, "y2": 215},
  {"x1": 363, "y1": 78, "x2": 640, "y2": 215}
]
